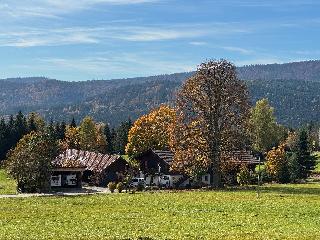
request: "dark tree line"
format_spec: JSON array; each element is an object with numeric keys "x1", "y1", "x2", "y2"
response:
[
  {"x1": 0, "y1": 112, "x2": 132, "y2": 163},
  {"x1": 104, "y1": 119, "x2": 132, "y2": 155},
  {"x1": 0, "y1": 111, "x2": 66, "y2": 161}
]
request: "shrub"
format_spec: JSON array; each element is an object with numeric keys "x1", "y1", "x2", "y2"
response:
[
  {"x1": 237, "y1": 165, "x2": 251, "y2": 186},
  {"x1": 221, "y1": 161, "x2": 238, "y2": 186},
  {"x1": 108, "y1": 182, "x2": 116, "y2": 193},
  {"x1": 266, "y1": 144, "x2": 289, "y2": 183},
  {"x1": 4, "y1": 132, "x2": 59, "y2": 193},
  {"x1": 136, "y1": 182, "x2": 145, "y2": 192},
  {"x1": 116, "y1": 182, "x2": 124, "y2": 193}
]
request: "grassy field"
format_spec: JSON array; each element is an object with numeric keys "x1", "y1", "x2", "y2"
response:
[
  {"x1": 312, "y1": 152, "x2": 320, "y2": 173},
  {"x1": 0, "y1": 169, "x2": 16, "y2": 195},
  {"x1": 1, "y1": 183, "x2": 320, "y2": 240}
]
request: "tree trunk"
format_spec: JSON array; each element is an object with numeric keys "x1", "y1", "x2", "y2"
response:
[{"x1": 209, "y1": 163, "x2": 223, "y2": 188}]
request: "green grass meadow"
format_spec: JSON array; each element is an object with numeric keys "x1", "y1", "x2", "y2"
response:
[
  {"x1": 312, "y1": 152, "x2": 320, "y2": 173},
  {"x1": 0, "y1": 169, "x2": 16, "y2": 195},
  {"x1": 1, "y1": 183, "x2": 320, "y2": 240},
  {"x1": 0, "y1": 153, "x2": 320, "y2": 239}
]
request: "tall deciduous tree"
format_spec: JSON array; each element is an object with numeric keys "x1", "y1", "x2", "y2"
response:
[
  {"x1": 249, "y1": 98, "x2": 287, "y2": 154},
  {"x1": 79, "y1": 117, "x2": 97, "y2": 151},
  {"x1": 62, "y1": 117, "x2": 107, "y2": 153},
  {"x1": 62, "y1": 126, "x2": 81, "y2": 150},
  {"x1": 126, "y1": 105, "x2": 176, "y2": 157},
  {"x1": 171, "y1": 60, "x2": 250, "y2": 187},
  {"x1": 95, "y1": 124, "x2": 108, "y2": 153}
]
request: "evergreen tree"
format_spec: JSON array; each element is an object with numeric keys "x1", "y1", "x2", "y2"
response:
[
  {"x1": 47, "y1": 120, "x2": 56, "y2": 139},
  {"x1": 55, "y1": 121, "x2": 66, "y2": 140},
  {"x1": 70, "y1": 117, "x2": 77, "y2": 128},
  {"x1": 14, "y1": 111, "x2": 28, "y2": 142},
  {"x1": 104, "y1": 123, "x2": 113, "y2": 153},
  {"x1": 112, "y1": 119, "x2": 132, "y2": 155},
  {"x1": 0, "y1": 118, "x2": 8, "y2": 161},
  {"x1": 28, "y1": 113, "x2": 37, "y2": 132},
  {"x1": 27, "y1": 112, "x2": 45, "y2": 132},
  {"x1": 296, "y1": 129, "x2": 315, "y2": 178}
]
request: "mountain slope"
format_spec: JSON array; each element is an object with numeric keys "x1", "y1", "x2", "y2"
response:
[{"x1": 1, "y1": 60, "x2": 320, "y2": 127}]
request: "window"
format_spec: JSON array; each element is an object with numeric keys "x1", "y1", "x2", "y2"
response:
[{"x1": 204, "y1": 175, "x2": 208, "y2": 181}]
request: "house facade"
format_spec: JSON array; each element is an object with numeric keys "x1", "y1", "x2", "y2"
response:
[
  {"x1": 135, "y1": 149, "x2": 259, "y2": 188},
  {"x1": 52, "y1": 149, "x2": 128, "y2": 188}
]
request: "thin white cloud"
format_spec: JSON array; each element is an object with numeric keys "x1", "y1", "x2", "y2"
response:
[
  {"x1": 0, "y1": 23, "x2": 250, "y2": 47},
  {"x1": 189, "y1": 41, "x2": 207, "y2": 46},
  {"x1": 0, "y1": 0, "x2": 159, "y2": 19},
  {"x1": 0, "y1": 27, "x2": 100, "y2": 47},
  {"x1": 221, "y1": 46, "x2": 253, "y2": 55},
  {"x1": 33, "y1": 53, "x2": 196, "y2": 78},
  {"x1": 220, "y1": 0, "x2": 320, "y2": 8},
  {"x1": 114, "y1": 27, "x2": 206, "y2": 41}
]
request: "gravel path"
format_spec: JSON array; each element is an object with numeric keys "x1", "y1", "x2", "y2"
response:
[{"x1": 0, "y1": 186, "x2": 110, "y2": 198}]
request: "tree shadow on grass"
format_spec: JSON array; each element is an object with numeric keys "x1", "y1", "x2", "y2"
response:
[
  {"x1": 259, "y1": 185, "x2": 320, "y2": 196},
  {"x1": 222, "y1": 184, "x2": 320, "y2": 196}
]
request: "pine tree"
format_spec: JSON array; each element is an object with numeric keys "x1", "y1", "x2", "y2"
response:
[
  {"x1": 0, "y1": 118, "x2": 8, "y2": 161},
  {"x1": 113, "y1": 119, "x2": 132, "y2": 155},
  {"x1": 70, "y1": 117, "x2": 77, "y2": 128},
  {"x1": 28, "y1": 113, "x2": 37, "y2": 132},
  {"x1": 104, "y1": 123, "x2": 113, "y2": 153},
  {"x1": 55, "y1": 121, "x2": 66, "y2": 140},
  {"x1": 47, "y1": 120, "x2": 56, "y2": 139},
  {"x1": 14, "y1": 111, "x2": 28, "y2": 141},
  {"x1": 296, "y1": 129, "x2": 315, "y2": 178}
]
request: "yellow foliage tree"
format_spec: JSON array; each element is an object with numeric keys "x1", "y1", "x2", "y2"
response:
[
  {"x1": 61, "y1": 126, "x2": 81, "y2": 150},
  {"x1": 61, "y1": 117, "x2": 107, "y2": 153},
  {"x1": 169, "y1": 119, "x2": 210, "y2": 177},
  {"x1": 266, "y1": 143, "x2": 289, "y2": 183},
  {"x1": 125, "y1": 105, "x2": 176, "y2": 157}
]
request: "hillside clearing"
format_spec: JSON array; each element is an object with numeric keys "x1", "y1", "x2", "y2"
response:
[{"x1": 0, "y1": 183, "x2": 320, "y2": 240}]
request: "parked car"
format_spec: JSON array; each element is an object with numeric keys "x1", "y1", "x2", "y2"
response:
[{"x1": 129, "y1": 178, "x2": 146, "y2": 188}]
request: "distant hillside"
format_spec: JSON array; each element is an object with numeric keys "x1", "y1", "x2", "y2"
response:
[
  {"x1": 1, "y1": 60, "x2": 320, "y2": 127},
  {"x1": 237, "y1": 60, "x2": 320, "y2": 81}
]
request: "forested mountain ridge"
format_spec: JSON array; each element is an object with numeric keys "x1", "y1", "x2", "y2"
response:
[
  {"x1": 1, "y1": 60, "x2": 320, "y2": 127},
  {"x1": 238, "y1": 60, "x2": 320, "y2": 81}
]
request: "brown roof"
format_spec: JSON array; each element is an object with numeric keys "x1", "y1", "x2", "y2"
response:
[
  {"x1": 152, "y1": 150, "x2": 174, "y2": 165},
  {"x1": 151, "y1": 150, "x2": 259, "y2": 166},
  {"x1": 225, "y1": 151, "x2": 260, "y2": 165},
  {"x1": 53, "y1": 149, "x2": 125, "y2": 173}
]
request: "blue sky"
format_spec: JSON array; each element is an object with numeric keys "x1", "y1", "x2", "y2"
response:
[{"x1": 1, "y1": 0, "x2": 320, "y2": 81}]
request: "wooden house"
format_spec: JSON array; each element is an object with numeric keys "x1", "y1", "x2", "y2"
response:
[
  {"x1": 52, "y1": 149, "x2": 128, "y2": 188},
  {"x1": 135, "y1": 149, "x2": 259, "y2": 188}
]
